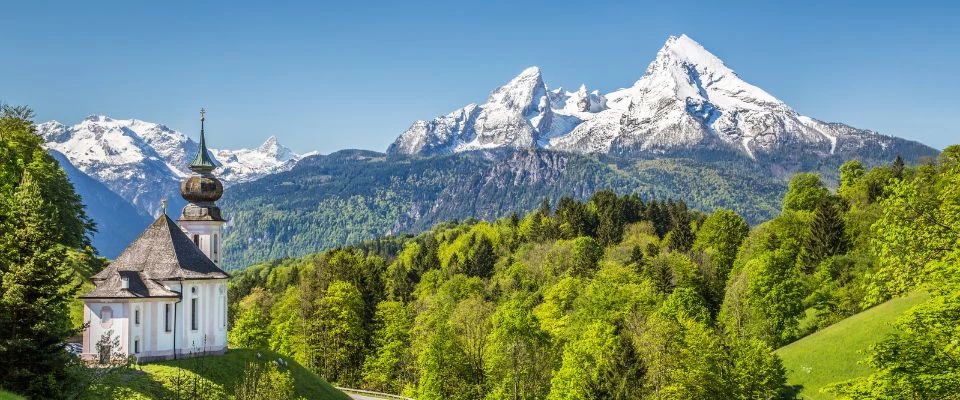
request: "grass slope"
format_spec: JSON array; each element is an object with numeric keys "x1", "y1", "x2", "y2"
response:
[
  {"x1": 0, "y1": 390, "x2": 25, "y2": 400},
  {"x1": 775, "y1": 292, "x2": 929, "y2": 399},
  {"x1": 87, "y1": 348, "x2": 350, "y2": 400}
]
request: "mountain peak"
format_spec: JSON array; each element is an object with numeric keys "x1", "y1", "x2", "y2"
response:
[
  {"x1": 517, "y1": 66, "x2": 541, "y2": 78},
  {"x1": 655, "y1": 34, "x2": 727, "y2": 72},
  {"x1": 259, "y1": 135, "x2": 279, "y2": 151}
]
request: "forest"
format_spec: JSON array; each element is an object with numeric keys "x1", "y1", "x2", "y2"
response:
[{"x1": 227, "y1": 146, "x2": 960, "y2": 399}]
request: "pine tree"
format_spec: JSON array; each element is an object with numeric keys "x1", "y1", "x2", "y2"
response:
[
  {"x1": 666, "y1": 208, "x2": 695, "y2": 252},
  {"x1": 466, "y1": 236, "x2": 496, "y2": 279},
  {"x1": 0, "y1": 172, "x2": 86, "y2": 398},
  {"x1": 591, "y1": 190, "x2": 625, "y2": 246},
  {"x1": 0, "y1": 106, "x2": 94, "y2": 399},
  {"x1": 804, "y1": 199, "x2": 849, "y2": 269},
  {"x1": 892, "y1": 154, "x2": 905, "y2": 179}
]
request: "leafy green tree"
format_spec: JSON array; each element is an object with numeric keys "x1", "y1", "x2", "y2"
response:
[
  {"x1": 547, "y1": 321, "x2": 622, "y2": 400},
  {"x1": 693, "y1": 209, "x2": 749, "y2": 281},
  {"x1": 313, "y1": 281, "x2": 365, "y2": 385},
  {"x1": 484, "y1": 296, "x2": 552, "y2": 400},
  {"x1": 267, "y1": 287, "x2": 308, "y2": 363},
  {"x1": 721, "y1": 248, "x2": 805, "y2": 347},
  {"x1": 658, "y1": 287, "x2": 710, "y2": 325},
  {"x1": 866, "y1": 157, "x2": 959, "y2": 303},
  {"x1": 228, "y1": 288, "x2": 271, "y2": 349},
  {"x1": 782, "y1": 172, "x2": 829, "y2": 213},
  {"x1": 693, "y1": 209, "x2": 749, "y2": 311},
  {"x1": 449, "y1": 295, "x2": 493, "y2": 396},
  {"x1": 362, "y1": 300, "x2": 415, "y2": 394}
]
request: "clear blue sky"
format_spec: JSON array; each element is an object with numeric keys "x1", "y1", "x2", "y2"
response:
[{"x1": 2, "y1": 0, "x2": 957, "y2": 153}]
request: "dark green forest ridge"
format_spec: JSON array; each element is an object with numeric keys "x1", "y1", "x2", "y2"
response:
[
  {"x1": 226, "y1": 148, "x2": 960, "y2": 399},
  {"x1": 218, "y1": 142, "x2": 936, "y2": 269}
]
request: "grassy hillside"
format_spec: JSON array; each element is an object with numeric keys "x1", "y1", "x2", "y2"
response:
[
  {"x1": 0, "y1": 390, "x2": 25, "y2": 400},
  {"x1": 776, "y1": 292, "x2": 929, "y2": 399},
  {"x1": 86, "y1": 349, "x2": 350, "y2": 400}
]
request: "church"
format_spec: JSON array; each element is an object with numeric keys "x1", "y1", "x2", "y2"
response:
[{"x1": 80, "y1": 111, "x2": 230, "y2": 362}]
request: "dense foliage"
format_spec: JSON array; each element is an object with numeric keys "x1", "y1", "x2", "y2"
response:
[
  {"x1": 823, "y1": 148, "x2": 960, "y2": 399},
  {"x1": 228, "y1": 191, "x2": 791, "y2": 399},
  {"x1": 228, "y1": 148, "x2": 960, "y2": 398},
  {"x1": 0, "y1": 106, "x2": 103, "y2": 398}
]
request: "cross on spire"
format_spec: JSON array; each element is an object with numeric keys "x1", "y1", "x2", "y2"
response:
[
  {"x1": 189, "y1": 107, "x2": 216, "y2": 172},
  {"x1": 161, "y1": 198, "x2": 167, "y2": 215}
]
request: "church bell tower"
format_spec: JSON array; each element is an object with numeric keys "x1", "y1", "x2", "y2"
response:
[{"x1": 179, "y1": 108, "x2": 226, "y2": 266}]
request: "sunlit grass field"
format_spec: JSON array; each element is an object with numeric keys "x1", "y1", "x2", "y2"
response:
[{"x1": 776, "y1": 292, "x2": 929, "y2": 399}]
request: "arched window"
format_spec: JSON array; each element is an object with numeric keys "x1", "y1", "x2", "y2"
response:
[{"x1": 100, "y1": 306, "x2": 114, "y2": 329}]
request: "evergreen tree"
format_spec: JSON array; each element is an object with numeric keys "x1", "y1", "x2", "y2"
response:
[
  {"x1": 0, "y1": 106, "x2": 94, "y2": 399},
  {"x1": 466, "y1": 235, "x2": 496, "y2": 279},
  {"x1": 892, "y1": 154, "x2": 905, "y2": 179},
  {"x1": 591, "y1": 190, "x2": 625, "y2": 246},
  {"x1": 665, "y1": 209, "x2": 695, "y2": 253},
  {"x1": 804, "y1": 199, "x2": 849, "y2": 269}
]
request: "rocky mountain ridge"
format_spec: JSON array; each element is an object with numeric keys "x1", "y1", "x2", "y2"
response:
[{"x1": 389, "y1": 35, "x2": 931, "y2": 161}]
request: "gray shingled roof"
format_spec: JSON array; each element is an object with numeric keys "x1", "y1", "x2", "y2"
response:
[
  {"x1": 80, "y1": 271, "x2": 179, "y2": 299},
  {"x1": 83, "y1": 215, "x2": 229, "y2": 299}
]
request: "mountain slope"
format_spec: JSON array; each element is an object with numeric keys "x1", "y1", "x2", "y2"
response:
[
  {"x1": 219, "y1": 149, "x2": 788, "y2": 268},
  {"x1": 776, "y1": 292, "x2": 930, "y2": 400},
  {"x1": 50, "y1": 151, "x2": 152, "y2": 258},
  {"x1": 389, "y1": 35, "x2": 935, "y2": 162}
]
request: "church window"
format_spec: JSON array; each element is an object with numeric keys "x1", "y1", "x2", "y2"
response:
[
  {"x1": 100, "y1": 306, "x2": 113, "y2": 329},
  {"x1": 213, "y1": 234, "x2": 218, "y2": 260},
  {"x1": 135, "y1": 308, "x2": 140, "y2": 325},
  {"x1": 164, "y1": 304, "x2": 172, "y2": 332},
  {"x1": 191, "y1": 298, "x2": 198, "y2": 331},
  {"x1": 134, "y1": 339, "x2": 140, "y2": 354},
  {"x1": 193, "y1": 234, "x2": 200, "y2": 247}
]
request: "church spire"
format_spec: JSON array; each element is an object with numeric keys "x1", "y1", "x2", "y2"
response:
[{"x1": 190, "y1": 108, "x2": 216, "y2": 173}]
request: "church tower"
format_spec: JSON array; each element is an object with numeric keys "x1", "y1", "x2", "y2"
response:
[{"x1": 179, "y1": 109, "x2": 226, "y2": 266}]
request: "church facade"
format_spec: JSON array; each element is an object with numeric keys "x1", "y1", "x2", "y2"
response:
[{"x1": 80, "y1": 111, "x2": 230, "y2": 362}]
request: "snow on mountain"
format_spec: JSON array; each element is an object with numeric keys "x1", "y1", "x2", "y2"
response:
[
  {"x1": 210, "y1": 136, "x2": 301, "y2": 183},
  {"x1": 388, "y1": 66, "x2": 607, "y2": 155},
  {"x1": 39, "y1": 116, "x2": 307, "y2": 215},
  {"x1": 389, "y1": 34, "x2": 917, "y2": 160}
]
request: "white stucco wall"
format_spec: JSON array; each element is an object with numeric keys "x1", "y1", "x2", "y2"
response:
[
  {"x1": 81, "y1": 279, "x2": 228, "y2": 361},
  {"x1": 178, "y1": 220, "x2": 225, "y2": 267}
]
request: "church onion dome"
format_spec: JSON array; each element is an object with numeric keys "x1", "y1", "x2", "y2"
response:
[
  {"x1": 181, "y1": 174, "x2": 223, "y2": 203},
  {"x1": 180, "y1": 108, "x2": 224, "y2": 205}
]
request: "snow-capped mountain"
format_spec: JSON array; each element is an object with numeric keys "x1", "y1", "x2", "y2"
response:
[
  {"x1": 389, "y1": 34, "x2": 928, "y2": 160},
  {"x1": 39, "y1": 116, "x2": 308, "y2": 216}
]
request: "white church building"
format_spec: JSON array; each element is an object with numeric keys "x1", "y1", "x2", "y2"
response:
[{"x1": 80, "y1": 111, "x2": 230, "y2": 362}]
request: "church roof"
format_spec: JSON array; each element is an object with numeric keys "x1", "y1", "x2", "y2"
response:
[
  {"x1": 83, "y1": 214, "x2": 229, "y2": 299},
  {"x1": 80, "y1": 271, "x2": 179, "y2": 299}
]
